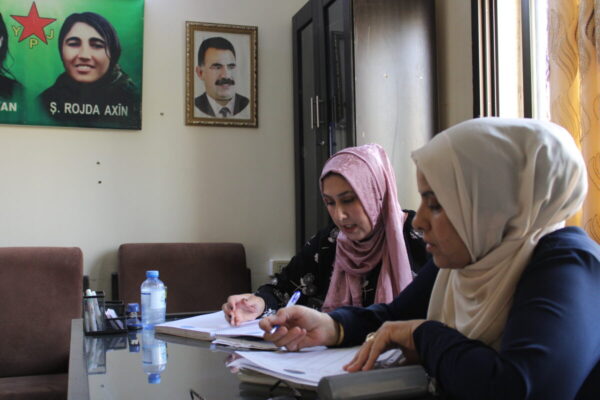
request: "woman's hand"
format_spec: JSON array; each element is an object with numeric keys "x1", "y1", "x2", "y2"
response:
[
  {"x1": 222, "y1": 293, "x2": 265, "y2": 326},
  {"x1": 344, "y1": 319, "x2": 426, "y2": 372},
  {"x1": 259, "y1": 305, "x2": 339, "y2": 351}
]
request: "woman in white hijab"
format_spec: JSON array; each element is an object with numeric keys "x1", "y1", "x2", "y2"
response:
[{"x1": 261, "y1": 118, "x2": 600, "y2": 399}]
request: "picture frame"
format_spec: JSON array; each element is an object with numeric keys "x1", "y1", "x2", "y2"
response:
[
  {"x1": 185, "y1": 21, "x2": 258, "y2": 127},
  {"x1": 0, "y1": 0, "x2": 144, "y2": 130}
]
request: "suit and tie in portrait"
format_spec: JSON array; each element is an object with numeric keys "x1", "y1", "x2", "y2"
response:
[
  {"x1": 194, "y1": 92, "x2": 248, "y2": 118},
  {"x1": 194, "y1": 36, "x2": 250, "y2": 120}
]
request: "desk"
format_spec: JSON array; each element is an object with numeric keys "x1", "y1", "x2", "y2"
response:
[{"x1": 67, "y1": 318, "x2": 315, "y2": 400}]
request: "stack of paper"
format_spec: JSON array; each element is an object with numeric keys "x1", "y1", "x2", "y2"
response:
[
  {"x1": 213, "y1": 323, "x2": 278, "y2": 350},
  {"x1": 155, "y1": 311, "x2": 278, "y2": 350},
  {"x1": 228, "y1": 346, "x2": 352, "y2": 388},
  {"x1": 228, "y1": 346, "x2": 404, "y2": 389},
  {"x1": 155, "y1": 311, "x2": 235, "y2": 340}
]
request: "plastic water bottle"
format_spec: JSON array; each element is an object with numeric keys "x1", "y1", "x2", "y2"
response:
[
  {"x1": 126, "y1": 303, "x2": 142, "y2": 330},
  {"x1": 141, "y1": 328, "x2": 167, "y2": 384},
  {"x1": 140, "y1": 270, "x2": 166, "y2": 328}
]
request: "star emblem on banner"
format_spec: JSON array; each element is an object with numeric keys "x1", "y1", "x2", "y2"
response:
[{"x1": 11, "y1": 2, "x2": 56, "y2": 44}]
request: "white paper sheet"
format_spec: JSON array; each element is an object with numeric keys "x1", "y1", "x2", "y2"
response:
[
  {"x1": 215, "y1": 319, "x2": 265, "y2": 338},
  {"x1": 155, "y1": 311, "x2": 265, "y2": 340},
  {"x1": 229, "y1": 346, "x2": 404, "y2": 387}
]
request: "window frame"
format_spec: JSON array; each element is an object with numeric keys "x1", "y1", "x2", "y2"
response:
[{"x1": 471, "y1": 0, "x2": 532, "y2": 118}]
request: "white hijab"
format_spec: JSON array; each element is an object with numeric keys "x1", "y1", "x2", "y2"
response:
[{"x1": 411, "y1": 117, "x2": 587, "y2": 349}]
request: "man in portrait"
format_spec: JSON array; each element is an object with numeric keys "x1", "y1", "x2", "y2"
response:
[{"x1": 194, "y1": 36, "x2": 249, "y2": 119}]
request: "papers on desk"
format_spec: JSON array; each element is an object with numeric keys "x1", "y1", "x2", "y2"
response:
[
  {"x1": 154, "y1": 311, "x2": 278, "y2": 350},
  {"x1": 155, "y1": 311, "x2": 232, "y2": 340},
  {"x1": 213, "y1": 336, "x2": 278, "y2": 350},
  {"x1": 228, "y1": 346, "x2": 404, "y2": 389},
  {"x1": 214, "y1": 319, "x2": 266, "y2": 338}
]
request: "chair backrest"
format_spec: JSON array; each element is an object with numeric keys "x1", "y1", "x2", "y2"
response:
[
  {"x1": 0, "y1": 247, "x2": 83, "y2": 378},
  {"x1": 118, "y1": 242, "x2": 251, "y2": 313}
]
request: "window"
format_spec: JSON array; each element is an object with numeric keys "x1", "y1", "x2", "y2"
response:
[
  {"x1": 530, "y1": 0, "x2": 549, "y2": 120},
  {"x1": 472, "y1": 0, "x2": 549, "y2": 119}
]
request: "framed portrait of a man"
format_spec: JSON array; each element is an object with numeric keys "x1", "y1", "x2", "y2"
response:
[{"x1": 185, "y1": 22, "x2": 257, "y2": 128}]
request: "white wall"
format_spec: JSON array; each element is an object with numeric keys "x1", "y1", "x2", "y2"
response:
[
  {"x1": 0, "y1": 0, "x2": 306, "y2": 294},
  {"x1": 0, "y1": 0, "x2": 475, "y2": 297}
]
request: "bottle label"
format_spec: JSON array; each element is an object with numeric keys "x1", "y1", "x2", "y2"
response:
[{"x1": 151, "y1": 290, "x2": 166, "y2": 309}]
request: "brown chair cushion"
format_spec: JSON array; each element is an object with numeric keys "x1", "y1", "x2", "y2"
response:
[
  {"x1": 0, "y1": 374, "x2": 67, "y2": 400},
  {"x1": 0, "y1": 247, "x2": 83, "y2": 378},
  {"x1": 118, "y1": 243, "x2": 251, "y2": 313}
]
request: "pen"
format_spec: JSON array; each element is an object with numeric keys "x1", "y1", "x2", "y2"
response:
[{"x1": 271, "y1": 290, "x2": 301, "y2": 334}]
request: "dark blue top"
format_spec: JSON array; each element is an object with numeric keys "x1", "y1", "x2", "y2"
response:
[{"x1": 330, "y1": 227, "x2": 600, "y2": 399}]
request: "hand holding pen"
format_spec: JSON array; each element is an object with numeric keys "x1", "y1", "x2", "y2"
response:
[
  {"x1": 223, "y1": 290, "x2": 300, "y2": 326},
  {"x1": 259, "y1": 293, "x2": 341, "y2": 351},
  {"x1": 222, "y1": 293, "x2": 266, "y2": 326},
  {"x1": 270, "y1": 290, "x2": 301, "y2": 333}
]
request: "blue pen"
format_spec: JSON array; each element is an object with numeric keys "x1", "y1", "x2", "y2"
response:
[{"x1": 270, "y1": 290, "x2": 301, "y2": 334}]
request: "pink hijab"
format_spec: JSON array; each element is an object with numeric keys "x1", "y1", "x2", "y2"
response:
[{"x1": 320, "y1": 143, "x2": 413, "y2": 312}]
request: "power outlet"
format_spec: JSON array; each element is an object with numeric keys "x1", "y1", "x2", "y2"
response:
[{"x1": 269, "y1": 259, "x2": 289, "y2": 275}]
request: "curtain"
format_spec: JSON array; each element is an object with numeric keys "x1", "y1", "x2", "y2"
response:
[{"x1": 548, "y1": 0, "x2": 600, "y2": 243}]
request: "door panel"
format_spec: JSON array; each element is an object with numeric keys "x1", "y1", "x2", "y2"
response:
[{"x1": 324, "y1": 0, "x2": 355, "y2": 155}]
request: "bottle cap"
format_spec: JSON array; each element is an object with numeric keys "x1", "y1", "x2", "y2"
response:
[
  {"x1": 148, "y1": 373, "x2": 161, "y2": 384},
  {"x1": 127, "y1": 303, "x2": 140, "y2": 312},
  {"x1": 146, "y1": 270, "x2": 159, "y2": 278}
]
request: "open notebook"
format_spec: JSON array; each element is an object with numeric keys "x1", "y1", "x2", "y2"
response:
[{"x1": 155, "y1": 311, "x2": 278, "y2": 350}]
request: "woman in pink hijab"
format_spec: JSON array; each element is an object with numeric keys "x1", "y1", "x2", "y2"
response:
[
  {"x1": 223, "y1": 143, "x2": 426, "y2": 325},
  {"x1": 319, "y1": 143, "x2": 415, "y2": 311}
]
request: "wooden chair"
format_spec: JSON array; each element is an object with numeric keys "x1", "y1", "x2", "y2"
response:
[
  {"x1": 0, "y1": 247, "x2": 83, "y2": 400},
  {"x1": 118, "y1": 242, "x2": 251, "y2": 313}
]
